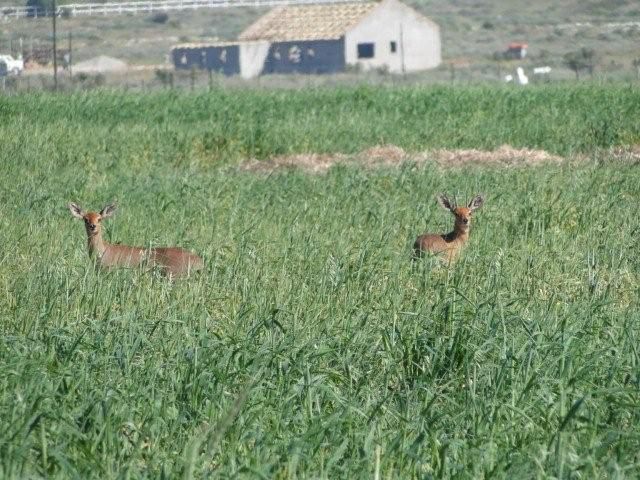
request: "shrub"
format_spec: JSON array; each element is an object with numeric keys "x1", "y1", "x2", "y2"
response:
[
  {"x1": 633, "y1": 58, "x2": 640, "y2": 79},
  {"x1": 155, "y1": 68, "x2": 174, "y2": 88},
  {"x1": 563, "y1": 47, "x2": 596, "y2": 80},
  {"x1": 149, "y1": 11, "x2": 169, "y2": 24},
  {"x1": 73, "y1": 72, "x2": 105, "y2": 88}
]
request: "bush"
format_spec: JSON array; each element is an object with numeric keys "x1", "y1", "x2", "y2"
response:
[
  {"x1": 633, "y1": 58, "x2": 640, "y2": 79},
  {"x1": 73, "y1": 72, "x2": 105, "y2": 89},
  {"x1": 149, "y1": 11, "x2": 169, "y2": 24},
  {"x1": 563, "y1": 47, "x2": 596, "y2": 80},
  {"x1": 155, "y1": 68, "x2": 173, "y2": 87}
]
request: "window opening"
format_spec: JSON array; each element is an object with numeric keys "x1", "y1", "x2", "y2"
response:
[{"x1": 357, "y1": 43, "x2": 375, "y2": 59}]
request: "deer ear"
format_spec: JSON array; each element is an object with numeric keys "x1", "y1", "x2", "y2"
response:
[
  {"x1": 69, "y1": 203, "x2": 84, "y2": 219},
  {"x1": 468, "y1": 195, "x2": 485, "y2": 211},
  {"x1": 436, "y1": 193, "x2": 455, "y2": 211},
  {"x1": 100, "y1": 203, "x2": 117, "y2": 219}
]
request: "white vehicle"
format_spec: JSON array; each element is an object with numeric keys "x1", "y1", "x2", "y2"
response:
[{"x1": 0, "y1": 54, "x2": 24, "y2": 75}]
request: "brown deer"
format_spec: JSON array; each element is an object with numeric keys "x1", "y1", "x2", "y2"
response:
[
  {"x1": 413, "y1": 193, "x2": 485, "y2": 263},
  {"x1": 68, "y1": 202, "x2": 203, "y2": 278}
]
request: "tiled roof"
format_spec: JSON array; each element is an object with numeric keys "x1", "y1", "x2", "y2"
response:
[{"x1": 238, "y1": 2, "x2": 378, "y2": 42}]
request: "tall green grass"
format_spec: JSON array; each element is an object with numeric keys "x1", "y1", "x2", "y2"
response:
[
  {"x1": 0, "y1": 86, "x2": 639, "y2": 478},
  {"x1": 1, "y1": 84, "x2": 639, "y2": 165}
]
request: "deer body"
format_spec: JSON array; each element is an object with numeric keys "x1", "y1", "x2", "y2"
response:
[
  {"x1": 413, "y1": 194, "x2": 484, "y2": 263},
  {"x1": 69, "y1": 203, "x2": 203, "y2": 277}
]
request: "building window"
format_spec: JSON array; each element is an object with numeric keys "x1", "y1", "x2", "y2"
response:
[
  {"x1": 357, "y1": 43, "x2": 375, "y2": 59},
  {"x1": 288, "y1": 45, "x2": 301, "y2": 63},
  {"x1": 390, "y1": 41, "x2": 397, "y2": 53}
]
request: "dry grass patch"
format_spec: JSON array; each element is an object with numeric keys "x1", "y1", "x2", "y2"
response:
[
  {"x1": 240, "y1": 152, "x2": 349, "y2": 174},
  {"x1": 240, "y1": 144, "x2": 564, "y2": 173},
  {"x1": 608, "y1": 145, "x2": 640, "y2": 163},
  {"x1": 428, "y1": 145, "x2": 564, "y2": 167}
]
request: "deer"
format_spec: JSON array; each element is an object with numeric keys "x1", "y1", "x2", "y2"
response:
[
  {"x1": 413, "y1": 193, "x2": 485, "y2": 263},
  {"x1": 68, "y1": 202, "x2": 204, "y2": 278}
]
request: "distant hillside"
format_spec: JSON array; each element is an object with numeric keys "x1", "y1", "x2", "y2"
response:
[{"x1": 1, "y1": 0, "x2": 638, "y2": 21}]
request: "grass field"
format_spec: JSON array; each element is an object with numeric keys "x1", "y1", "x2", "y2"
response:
[{"x1": 1, "y1": 85, "x2": 639, "y2": 478}]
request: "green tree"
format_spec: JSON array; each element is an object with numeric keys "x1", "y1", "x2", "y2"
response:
[{"x1": 563, "y1": 47, "x2": 596, "y2": 80}]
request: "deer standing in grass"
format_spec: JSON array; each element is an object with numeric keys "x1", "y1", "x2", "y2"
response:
[
  {"x1": 413, "y1": 194, "x2": 485, "y2": 263},
  {"x1": 69, "y1": 203, "x2": 203, "y2": 278}
]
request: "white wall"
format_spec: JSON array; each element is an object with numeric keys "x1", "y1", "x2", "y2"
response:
[
  {"x1": 344, "y1": 0, "x2": 441, "y2": 73},
  {"x1": 239, "y1": 41, "x2": 270, "y2": 78}
]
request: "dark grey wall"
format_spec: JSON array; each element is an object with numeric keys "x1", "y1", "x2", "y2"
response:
[
  {"x1": 262, "y1": 38, "x2": 345, "y2": 75},
  {"x1": 172, "y1": 45, "x2": 240, "y2": 76}
]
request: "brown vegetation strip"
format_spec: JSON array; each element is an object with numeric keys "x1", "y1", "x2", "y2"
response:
[
  {"x1": 240, "y1": 144, "x2": 565, "y2": 174},
  {"x1": 609, "y1": 145, "x2": 640, "y2": 163}
]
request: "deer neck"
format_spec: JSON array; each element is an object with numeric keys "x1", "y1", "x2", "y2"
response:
[
  {"x1": 445, "y1": 225, "x2": 470, "y2": 245},
  {"x1": 87, "y1": 231, "x2": 108, "y2": 258}
]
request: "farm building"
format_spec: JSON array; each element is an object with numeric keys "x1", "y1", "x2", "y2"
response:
[
  {"x1": 171, "y1": 0, "x2": 441, "y2": 78},
  {"x1": 172, "y1": 42, "x2": 241, "y2": 76}
]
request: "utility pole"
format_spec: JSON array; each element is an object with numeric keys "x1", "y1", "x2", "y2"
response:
[
  {"x1": 52, "y1": 0, "x2": 57, "y2": 90},
  {"x1": 399, "y1": 23, "x2": 406, "y2": 76},
  {"x1": 68, "y1": 30, "x2": 72, "y2": 79}
]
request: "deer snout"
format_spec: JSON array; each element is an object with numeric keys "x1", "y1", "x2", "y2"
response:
[{"x1": 462, "y1": 218, "x2": 469, "y2": 225}]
